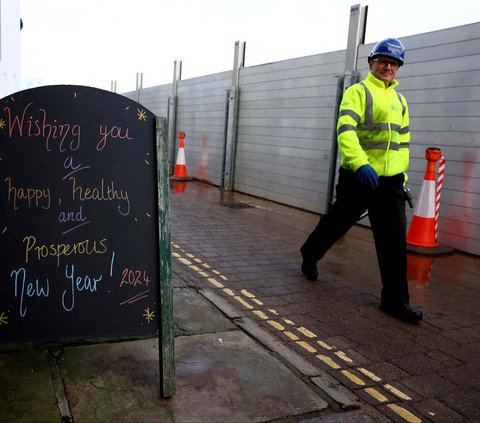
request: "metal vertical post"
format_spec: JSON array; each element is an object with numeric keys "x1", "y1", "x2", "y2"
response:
[
  {"x1": 136, "y1": 72, "x2": 143, "y2": 103},
  {"x1": 344, "y1": 4, "x2": 368, "y2": 71},
  {"x1": 222, "y1": 41, "x2": 245, "y2": 191},
  {"x1": 326, "y1": 4, "x2": 368, "y2": 211},
  {"x1": 167, "y1": 60, "x2": 182, "y2": 174},
  {"x1": 156, "y1": 116, "x2": 175, "y2": 398},
  {"x1": 232, "y1": 40, "x2": 245, "y2": 87}
]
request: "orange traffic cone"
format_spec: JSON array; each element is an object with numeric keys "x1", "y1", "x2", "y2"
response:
[
  {"x1": 170, "y1": 132, "x2": 193, "y2": 181},
  {"x1": 407, "y1": 147, "x2": 452, "y2": 255}
]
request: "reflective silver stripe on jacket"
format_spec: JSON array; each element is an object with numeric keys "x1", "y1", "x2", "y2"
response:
[
  {"x1": 337, "y1": 82, "x2": 409, "y2": 148},
  {"x1": 359, "y1": 141, "x2": 409, "y2": 150}
]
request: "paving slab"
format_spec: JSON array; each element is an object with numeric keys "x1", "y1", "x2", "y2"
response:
[
  {"x1": 60, "y1": 332, "x2": 328, "y2": 423},
  {"x1": 172, "y1": 330, "x2": 328, "y2": 422},
  {"x1": 173, "y1": 286, "x2": 237, "y2": 334},
  {"x1": 0, "y1": 349, "x2": 59, "y2": 423},
  {"x1": 60, "y1": 339, "x2": 171, "y2": 423}
]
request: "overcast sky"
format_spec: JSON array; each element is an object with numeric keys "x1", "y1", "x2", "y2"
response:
[{"x1": 20, "y1": 0, "x2": 480, "y2": 92}]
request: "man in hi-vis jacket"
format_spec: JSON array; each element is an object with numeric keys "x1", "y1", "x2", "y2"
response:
[{"x1": 301, "y1": 38, "x2": 423, "y2": 324}]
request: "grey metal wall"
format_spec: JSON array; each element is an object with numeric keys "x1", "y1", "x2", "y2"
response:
[
  {"x1": 175, "y1": 72, "x2": 231, "y2": 186},
  {"x1": 126, "y1": 21, "x2": 480, "y2": 256},
  {"x1": 375, "y1": 24, "x2": 480, "y2": 256},
  {"x1": 125, "y1": 73, "x2": 231, "y2": 186},
  {"x1": 234, "y1": 51, "x2": 345, "y2": 212},
  {"x1": 123, "y1": 84, "x2": 170, "y2": 117}
]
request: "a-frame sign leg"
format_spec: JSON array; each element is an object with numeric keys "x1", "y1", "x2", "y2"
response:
[{"x1": 156, "y1": 117, "x2": 175, "y2": 397}]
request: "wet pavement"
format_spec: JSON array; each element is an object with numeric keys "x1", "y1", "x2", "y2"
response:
[
  {"x1": 169, "y1": 181, "x2": 480, "y2": 423},
  {"x1": 1, "y1": 180, "x2": 480, "y2": 422}
]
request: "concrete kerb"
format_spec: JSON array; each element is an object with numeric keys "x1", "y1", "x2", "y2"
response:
[{"x1": 199, "y1": 288, "x2": 362, "y2": 411}]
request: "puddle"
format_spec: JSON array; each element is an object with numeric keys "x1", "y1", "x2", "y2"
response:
[{"x1": 407, "y1": 253, "x2": 434, "y2": 285}]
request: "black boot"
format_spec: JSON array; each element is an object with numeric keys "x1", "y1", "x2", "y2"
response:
[
  {"x1": 379, "y1": 303, "x2": 423, "y2": 324},
  {"x1": 301, "y1": 259, "x2": 318, "y2": 281}
]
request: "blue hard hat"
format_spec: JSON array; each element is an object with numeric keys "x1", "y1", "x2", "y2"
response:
[{"x1": 368, "y1": 38, "x2": 405, "y2": 66}]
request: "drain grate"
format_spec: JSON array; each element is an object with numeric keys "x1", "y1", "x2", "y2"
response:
[{"x1": 219, "y1": 202, "x2": 255, "y2": 209}]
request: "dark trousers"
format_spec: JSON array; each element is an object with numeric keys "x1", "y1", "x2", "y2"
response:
[{"x1": 300, "y1": 167, "x2": 409, "y2": 306}]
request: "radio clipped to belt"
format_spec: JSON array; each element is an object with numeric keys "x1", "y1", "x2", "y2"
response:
[{"x1": 403, "y1": 187, "x2": 414, "y2": 209}]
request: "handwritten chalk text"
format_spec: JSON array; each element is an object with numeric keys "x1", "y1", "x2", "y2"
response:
[
  {"x1": 10, "y1": 267, "x2": 50, "y2": 317},
  {"x1": 62, "y1": 264, "x2": 102, "y2": 312},
  {"x1": 69, "y1": 176, "x2": 130, "y2": 216},
  {"x1": 3, "y1": 103, "x2": 81, "y2": 152},
  {"x1": 4, "y1": 177, "x2": 51, "y2": 210},
  {"x1": 119, "y1": 268, "x2": 151, "y2": 288},
  {"x1": 23, "y1": 235, "x2": 108, "y2": 266},
  {"x1": 97, "y1": 124, "x2": 133, "y2": 151},
  {"x1": 59, "y1": 205, "x2": 87, "y2": 224}
]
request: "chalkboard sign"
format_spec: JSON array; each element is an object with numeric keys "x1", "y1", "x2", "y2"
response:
[{"x1": 0, "y1": 85, "x2": 160, "y2": 343}]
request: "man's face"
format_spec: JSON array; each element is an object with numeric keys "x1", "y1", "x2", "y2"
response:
[{"x1": 369, "y1": 56, "x2": 400, "y2": 86}]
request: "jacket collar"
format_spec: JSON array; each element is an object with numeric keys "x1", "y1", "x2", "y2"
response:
[{"x1": 367, "y1": 72, "x2": 399, "y2": 89}]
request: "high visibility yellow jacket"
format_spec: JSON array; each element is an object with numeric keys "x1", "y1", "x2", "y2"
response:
[{"x1": 337, "y1": 72, "x2": 410, "y2": 178}]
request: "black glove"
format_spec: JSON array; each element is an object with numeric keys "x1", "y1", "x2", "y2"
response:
[{"x1": 356, "y1": 165, "x2": 379, "y2": 191}]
